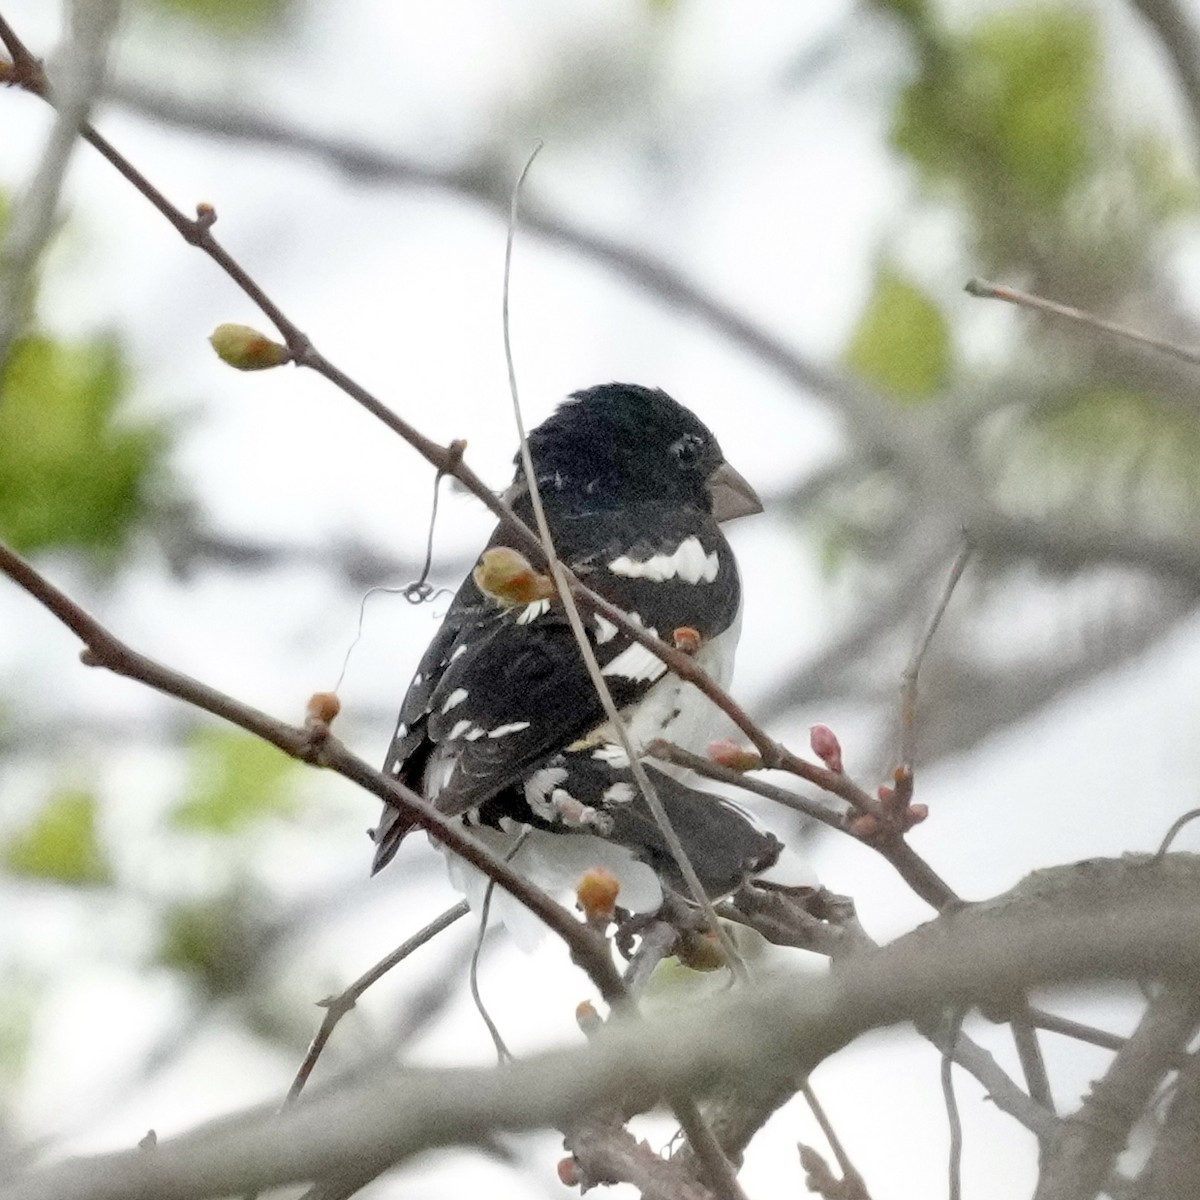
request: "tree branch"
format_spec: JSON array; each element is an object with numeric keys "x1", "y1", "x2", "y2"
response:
[
  {"x1": 6, "y1": 855, "x2": 1200, "y2": 1200},
  {"x1": 1034, "y1": 986, "x2": 1200, "y2": 1200},
  {"x1": 0, "y1": 537, "x2": 626, "y2": 1006}
]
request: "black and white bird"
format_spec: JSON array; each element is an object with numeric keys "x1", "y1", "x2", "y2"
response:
[{"x1": 372, "y1": 383, "x2": 785, "y2": 933}]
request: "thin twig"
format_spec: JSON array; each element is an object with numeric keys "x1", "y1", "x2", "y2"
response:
[
  {"x1": 468, "y1": 833, "x2": 529, "y2": 1064},
  {"x1": 1010, "y1": 1017, "x2": 1055, "y2": 1127},
  {"x1": 800, "y1": 1081, "x2": 871, "y2": 1200},
  {"x1": 648, "y1": 741, "x2": 845, "y2": 830},
  {"x1": 285, "y1": 901, "x2": 469, "y2": 1106},
  {"x1": 965, "y1": 278, "x2": 1200, "y2": 369},
  {"x1": 1025, "y1": 1006, "x2": 1126, "y2": 1054},
  {"x1": 498, "y1": 142, "x2": 746, "y2": 977},
  {"x1": 0, "y1": 0, "x2": 119, "y2": 368},
  {"x1": 650, "y1": 742, "x2": 959, "y2": 912},
  {"x1": 0, "y1": 537, "x2": 626, "y2": 1006},
  {"x1": 941, "y1": 1010, "x2": 965, "y2": 1200},
  {"x1": 500, "y1": 144, "x2": 747, "y2": 1200},
  {"x1": 1155, "y1": 807, "x2": 1200, "y2": 860},
  {"x1": 898, "y1": 539, "x2": 972, "y2": 775},
  {"x1": 468, "y1": 881, "x2": 512, "y2": 1064}
]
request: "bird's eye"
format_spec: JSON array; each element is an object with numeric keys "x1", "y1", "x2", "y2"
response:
[{"x1": 671, "y1": 434, "x2": 705, "y2": 468}]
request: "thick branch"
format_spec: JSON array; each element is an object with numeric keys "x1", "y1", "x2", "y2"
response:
[
  {"x1": 5, "y1": 856, "x2": 1200, "y2": 1200},
  {"x1": 1034, "y1": 986, "x2": 1200, "y2": 1200}
]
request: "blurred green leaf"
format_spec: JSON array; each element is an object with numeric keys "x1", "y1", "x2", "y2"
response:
[
  {"x1": 158, "y1": 893, "x2": 262, "y2": 998},
  {"x1": 4, "y1": 789, "x2": 113, "y2": 885},
  {"x1": 0, "y1": 975, "x2": 37, "y2": 1090},
  {"x1": 133, "y1": 0, "x2": 291, "y2": 37},
  {"x1": 1126, "y1": 132, "x2": 1200, "y2": 223},
  {"x1": 893, "y1": 6, "x2": 1097, "y2": 213},
  {"x1": 846, "y1": 266, "x2": 951, "y2": 401},
  {"x1": 172, "y1": 727, "x2": 299, "y2": 834},
  {"x1": 0, "y1": 334, "x2": 169, "y2": 563},
  {"x1": 1033, "y1": 387, "x2": 1200, "y2": 515}
]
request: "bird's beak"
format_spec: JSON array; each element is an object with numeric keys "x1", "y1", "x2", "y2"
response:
[{"x1": 707, "y1": 460, "x2": 763, "y2": 523}]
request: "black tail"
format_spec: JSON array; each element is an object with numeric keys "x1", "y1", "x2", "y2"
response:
[{"x1": 579, "y1": 761, "x2": 782, "y2": 898}]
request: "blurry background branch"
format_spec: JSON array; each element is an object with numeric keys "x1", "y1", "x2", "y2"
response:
[
  {"x1": 92, "y1": 26, "x2": 1200, "y2": 782},
  {"x1": 6, "y1": 1, "x2": 1200, "y2": 1196},
  {"x1": 6, "y1": 854, "x2": 1200, "y2": 1200}
]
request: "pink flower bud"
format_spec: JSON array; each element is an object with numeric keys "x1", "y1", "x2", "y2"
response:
[{"x1": 810, "y1": 724, "x2": 843, "y2": 773}]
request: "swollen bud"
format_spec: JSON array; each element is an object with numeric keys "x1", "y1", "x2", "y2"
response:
[
  {"x1": 849, "y1": 813, "x2": 880, "y2": 840},
  {"x1": 576, "y1": 867, "x2": 620, "y2": 924},
  {"x1": 473, "y1": 546, "x2": 555, "y2": 607},
  {"x1": 306, "y1": 691, "x2": 341, "y2": 726},
  {"x1": 209, "y1": 323, "x2": 289, "y2": 370},
  {"x1": 556, "y1": 1157, "x2": 582, "y2": 1188},
  {"x1": 675, "y1": 929, "x2": 726, "y2": 972},
  {"x1": 707, "y1": 738, "x2": 762, "y2": 772},
  {"x1": 575, "y1": 1000, "x2": 603, "y2": 1036},
  {"x1": 809, "y1": 724, "x2": 843, "y2": 774},
  {"x1": 672, "y1": 626, "x2": 702, "y2": 654}
]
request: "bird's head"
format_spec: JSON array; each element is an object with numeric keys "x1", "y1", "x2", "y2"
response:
[{"x1": 518, "y1": 383, "x2": 762, "y2": 521}]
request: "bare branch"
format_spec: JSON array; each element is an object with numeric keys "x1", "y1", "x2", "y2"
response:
[
  {"x1": 7, "y1": 856, "x2": 1200, "y2": 1200},
  {"x1": 965, "y1": 278, "x2": 1200, "y2": 371},
  {"x1": 0, "y1": 0, "x2": 118, "y2": 367},
  {"x1": 1129, "y1": 1047, "x2": 1200, "y2": 1200},
  {"x1": 1034, "y1": 987, "x2": 1200, "y2": 1200},
  {"x1": 285, "y1": 901, "x2": 469, "y2": 1106},
  {"x1": 566, "y1": 1124, "x2": 715, "y2": 1200},
  {"x1": 898, "y1": 539, "x2": 972, "y2": 775},
  {"x1": 0, "y1": 536, "x2": 626, "y2": 1005},
  {"x1": 649, "y1": 742, "x2": 958, "y2": 912},
  {"x1": 800, "y1": 1081, "x2": 872, "y2": 1200},
  {"x1": 941, "y1": 1011, "x2": 965, "y2": 1200}
]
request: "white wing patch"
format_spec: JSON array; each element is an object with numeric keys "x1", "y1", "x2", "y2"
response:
[
  {"x1": 516, "y1": 599, "x2": 551, "y2": 624},
  {"x1": 488, "y1": 721, "x2": 531, "y2": 738},
  {"x1": 447, "y1": 719, "x2": 475, "y2": 741},
  {"x1": 594, "y1": 614, "x2": 618, "y2": 644},
  {"x1": 602, "y1": 781, "x2": 636, "y2": 805},
  {"x1": 524, "y1": 766, "x2": 569, "y2": 822},
  {"x1": 601, "y1": 641, "x2": 669, "y2": 684},
  {"x1": 608, "y1": 536, "x2": 719, "y2": 585},
  {"x1": 441, "y1": 688, "x2": 469, "y2": 713},
  {"x1": 592, "y1": 743, "x2": 630, "y2": 768}
]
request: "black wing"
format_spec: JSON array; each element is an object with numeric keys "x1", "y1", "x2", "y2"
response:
[{"x1": 372, "y1": 503, "x2": 740, "y2": 872}]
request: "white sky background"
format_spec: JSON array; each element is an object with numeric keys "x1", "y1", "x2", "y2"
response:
[{"x1": 3, "y1": 1, "x2": 1200, "y2": 1197}]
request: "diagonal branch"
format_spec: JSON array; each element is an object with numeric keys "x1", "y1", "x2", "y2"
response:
[{"x1": 0, "y1": 537, "x2": 625, "y2": 1005}]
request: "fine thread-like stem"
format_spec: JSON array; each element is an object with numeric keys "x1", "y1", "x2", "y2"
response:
[{"x1": 498, "y1": 142, "x2": 744, "y2": 977}]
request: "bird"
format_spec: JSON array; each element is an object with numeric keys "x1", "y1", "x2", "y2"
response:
[{"x1": 371, "y1": 382, "x2": 782, "y2": 927}]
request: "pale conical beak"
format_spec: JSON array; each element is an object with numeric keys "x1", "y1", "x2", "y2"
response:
[{"x1": 707, "y1": 460, "x2": 763, "y2": 523}]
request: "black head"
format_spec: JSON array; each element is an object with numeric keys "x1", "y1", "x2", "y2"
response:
[{"x1": 518, "y1": 383, "x2": 760, "y2": 519}]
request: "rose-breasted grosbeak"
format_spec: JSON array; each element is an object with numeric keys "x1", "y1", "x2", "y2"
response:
[{"x1": 372, "y1": 383, "x2": 780, "y2": 920}]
